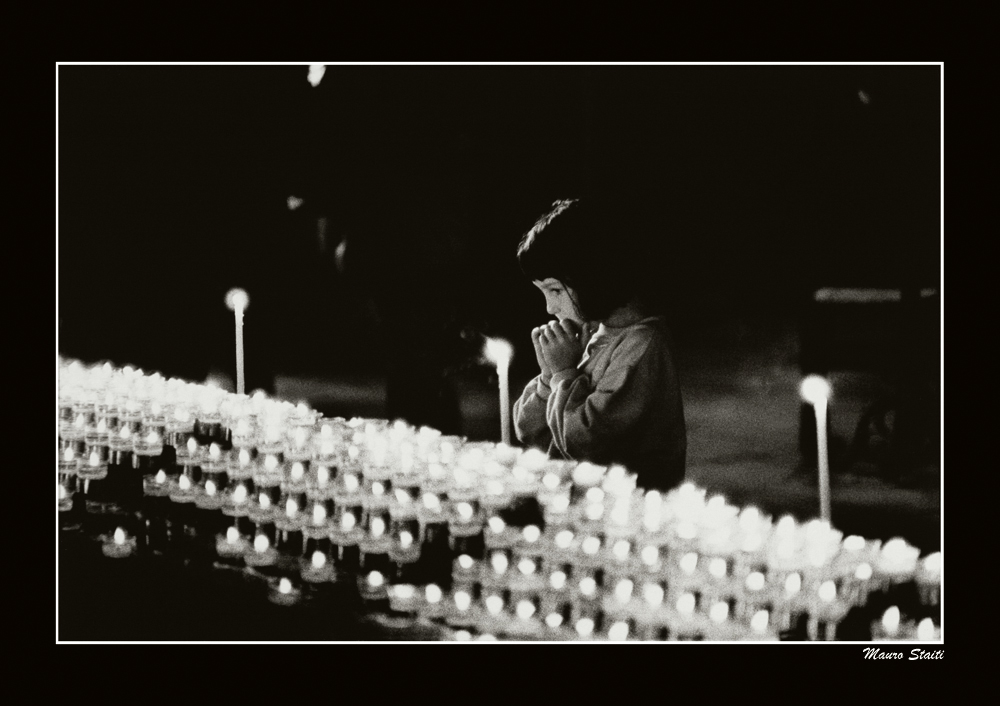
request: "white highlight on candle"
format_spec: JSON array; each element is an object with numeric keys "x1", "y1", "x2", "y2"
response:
[
  {"x1": 518, "y1": 558, "x2": 537, "y2": 575},
  {"x1": 371, "y1": 481, "x2": 385, "y2": 497},
  {"x1": 278, "y1": 578, "x2": 292, "y2": 594},
  {"x1": 643, "y1": 583, "x2": 664, "y2": 607},
  {"x1": 485, "y1": 595, "x2": 504, "y2": 615},
  {"x1": 399, "y1": 531, "x2": 414, "y2": 549},
  {"x1": 579, "y1": 577, "x2": 597, "y2": 596},
  {"x1": 641, "y1": 545, "x2": 659, "y2": 566},
  {"x1": 313, "y1": 503, "x2": 327, "y2": 525},
  {"x1": 818, "y1": 580, "x2": 837, "y2": 602},
  {"x1": 370, "y1": 517, "x2": 386, "y2": 537},
  {"x1": 367, "y1": 571, "x2": 384, "y2": 588},
  {"x1": 881, "y1": 607, "x2": 901, "y2": 636},
  {"x1": 491, "y1": 552, "x2": 509, "y2": 574},
  {"x1": 488, "y1": 516, "x2": 506, "y2": 534},
  {"x1": 516, "y1": 601, "x2": 536, "y2": 620},
  {"x1": 205, "y1": 480, "x2": 217, "y2": 496},
  {"x1": 254, "y1": 534, "x2": 270, "y2": 552},
  {"x1": 855, "y1": 562, "x2": 873, "y2": 580},
  {"x1": 343, "y1": 474, "x2": 359, "y2": 493},
  {"x1": 341, "y1": 512, "x2": 356, "y2": 531},
  {"x1": 179, "y1": 475, "x2": 191, "y2": 491},
  {"x1": 746, "y1": 572, "x2": 766, "y2": 591},
  {"x1": 425, "y1": 584, "x2": 442, "y2": 604},
  {"x1": 291, "y1": 462, "x2": 304, "y2": 482},
  {"x1": 676, "y1": 593, "x2": 696, "y2": 615},
  {"x1": 522, "y1": 525, "x2": 541, "y2": 543},
  {"x1": 454, "y1": 591, "x2": 472, "y2": 611},
  {"x1": 750, "y1": 610, "x2": 769, "y2": 633},
  {"x1": 680, "y1": 552, "x2": 699, "y2": 575},
  {"x1": 549, "y1": 571, "x2": 567, "y2": 590},
  {"x1": 458, "y1": 554, "x2": 475, "y2": 570},
  {"x1": 917, "y1": 618, "x2": 936, "y2": 641},
  {"x1": 612, "y1": 540, "x2": 631, "y2": 561},
  {"x1": 709, "y1": 558, "x2": 728, "y2": 579},
  {"x1": 582, "y1": 536, "x2": 601, "y2": 555},
  {"x1": 608, "y1": 621, "x2": 629, "y2": 641},
  {"x1": 227, "y1": 526, "x2": 239, "y2": 544},
  {"x1": 785, "y1": 573, "x2": 802, "y2": 595},
  {"x1": 546, "y1": 613, "x2": 563, "y2": 628},
  {"x1": 285, "y1": 498, "x2": 298, "y2": 517},
  {"x1": 114, "y1": 527, "x2": 126, "y2": 545},
  {"x1": 575, "y1": 618, "x2": 595, "y2": 637},
  {"x1": 710, "y1": 602, "x2": 729, "y2": 623}
]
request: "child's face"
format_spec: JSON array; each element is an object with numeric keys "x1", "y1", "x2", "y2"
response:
[{"x1": 533, "y1": 278, "x2": 583, "y2": 324}]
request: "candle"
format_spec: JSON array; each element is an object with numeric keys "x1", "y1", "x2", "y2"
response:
[
  {"x1": 225, "y1": 289, "x2": 249, "y2": 395},
  {"x1": 484, "y1": 337, "x2": 513, "y2": 445},
  {"x1": 800, "y1": 375, "x2": 832, "y2": 522},
  {"x1": 102, "y1": 527, "x2": 136, "y2": 559}
]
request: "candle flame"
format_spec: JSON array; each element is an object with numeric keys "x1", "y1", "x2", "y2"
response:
[
  {"x1": 485, "y1": 595, "x2": 503, "y2": 615},
  {"x1": 294, "y1": 427, "x2": 307, "y2": 447},
  {"x1": 549, "y1": 571, "x2": 567, "y2": 590},
  {"x1": 179, "y1": 475, "x2": 191, "y2": 491},
  {"x1": 458, "y1": 554, "x2": 474, "y2": 570},
  {"x1": 225, "y1": 288, "x2": 250, "y2": 311},
  {"x1": 641, "y1": 545, "x2": 659, "y2": 566},
  {"x1": 291, "y1": 462, "x2": 304, "y2": 481},
  {"x1": 343, "y1": 473, "x2": 359, "y2": 493},
  {"x1": 154, "y1": 469, "x2": 166, "y2": 484},
  {"x1": 259, "y1": 493, "x2": 271, "y2": 509},
  {"x1": 545, "y1": 613, "x2": 563, "y2": 628},
  {"x1": 483, "y1": 337, "x2": 513, "y2": 366},
  {"x1": 425, "y1": 584, "x2": 442, "y2": 604},
  {"x1": 454, "y1": 591, "x2": 471, "y2": 611},
  {"x1": 60, "y1": 446, "x2": 74, "y2": 463},
  {"x1": 516, "y1": 601, "x2": 536, "y2": 620},
  {"x1": 488, "y1": 516, "x2": 506, "y2": 534},
  {"x1": 612, "y1": 540, "x2": 631, "y2": 561},
  {"x1": 518, "y1": 558, "x2": 537, "y2": 575},
  {"x1": 285, "y1": 498, "x2": 298, "y2": 517},
  {"x1": 750, "y1": 610, "x2": 769, "y2": 633},
  {"x1": 676, "y1": 593, "x2": 696, "y2": 615},
  {"x1": 586, "y1": 487, "x2": 605, "y2": 504},
  {"x1": 608, "y1": 622, "x2": 629, "y2": 641},
  {"x1": 227, "y1": 526, "x2": 239, "y2": 544},
  {"x1": 579, "y1": 577, "x2": 596, "y2": 596},
  {"x1": 239, "y1": 449, "x2": 251, "y2": 466},
  {"x1": 278, "y1": 577, "x2": 292, "y2": 594},
  {"x1": 119, "y1": 426, "x2": 131, "y2": 440},
  {"x1": 709, "y1": 558, "x2": 728, "y2": 579},
  {"x1": 855, "y1": 562, "x2": 873, "y2": 580},
  {"x1": 555, "y1": 530, "x2": 574, "y2": 549},
  {"x1": 456, "y1": 502, "x2": 474, "y2": 521},
  {"x1": 312, "y1": 551, "x2": 327, "y2": 569},
  {"x1": 187, "y1": 437, "x2": 197, "y2": 454},
  {"x1": 710, "y1": 602, "x2": 729, "y2": 623},
  {"x1": 205, "y1": 480, "x2": 217, "y2": 496},
  {"x1": 551, "y1": 494, "x2": 570, "y2": 513},
  {"x1": 370, "y1": 517, "x2": 386, "y2": 537},
  {"x1": 59, "y1": 485, "x2": 68, "y2": 500},
  {"x1": 881, "y1": 606, "x2": 901, "y2": 635},
  {"x1": 264, "y1": 455, "x2": 278, "y2": 472},
  {"x1": 785, "y1": 572, "x2": 802, "y2": 595},
  {"x1": 680, "y1": 552, "x2": 699, "y2": 575},
  {"x1": 371, "y1": 481, "x2": 385, "y2": 497},
  {"x1": 843, "y1": 535, "x2": 866, "y2": 552},
  {"x1": 800, "y1": 375, "x2": 831, "y2": 404},
  {"x1": 818, "y1": 580, "x2": 837, "y2": 602},
  {"x1": 615, "y1": 580, "x2": 633, "y2": 603},
  {"x1": 917, "y1": 618, "x2": 936, "y2": 641},
  {"x1": 575, "y1": 618, "x2": 595, "y2": 637},
  {"x1": 522, "y1": 525, "x2": 541, "y2": 543},
  {"x1": 582, "y1": 536, "x2": 601, "y2": 555},
  {"x1": 745, "y1": 572, "x2": 766, "y2": 591},
  {"x1": 113, "y1": 527, "x2": 126, "y2": 545},
  {"x1": 399, "y1": 531, "x2": 413, "y2": 549},
  {"x1": 317, "y1": 466, "x2": 330, "y2": 486},
  {"x1": 341, "y1": 512, "x2": 356, "y2": 531},
  {"x1": 96, "y1": 419, "x2": 107, "y2": 433},
  {"x1": 313, "y1": 504, "x2": 327, "y2": 524},
  {"x1": 542, "y1": 473, "x2": 560, "y2": 490},
  {"x1": 491, "y1": 552, "x2": 509, "y2": 574},
  {"x1": 231, "y1": 484, "x2": 246, "y2": 503},
  {"x1": 254, "y1": 534, "x2": 270, "y2": 553},
  {"x1": 643, "y1": 583, "x2": 664, "y2": 606}
]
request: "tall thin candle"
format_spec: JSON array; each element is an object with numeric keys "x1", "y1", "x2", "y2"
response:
[
  {"x1": 800, "y1": 375, "x2": 832, "y2": 522},
  {"x1": 484, "y1": 338, "x2": 514, "y2": 446},
  {"x1": 225, "y1": 289, "x2": 250, "y2": 395}
]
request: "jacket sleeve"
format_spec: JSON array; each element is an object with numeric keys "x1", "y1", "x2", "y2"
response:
[
  {"x1": 513, "y1": 375, "x2": 554, "y2": 450},
  {"x1": 545, "y1": 333, "x2": 659, "y2": 461}
]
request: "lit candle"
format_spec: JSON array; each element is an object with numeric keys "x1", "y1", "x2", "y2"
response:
[
  {"x1": 101, "y1": 526, "x2": 136, "y2": 559},
  {"x1": 484, "y1": 338, "x2": 513, "y2": 445},
  {"x1": 800, "y1": 375, "x2": 832, "y2": 522},
  {"x1": 225, "y1": 288, "x2": 249, "y2": 395}
]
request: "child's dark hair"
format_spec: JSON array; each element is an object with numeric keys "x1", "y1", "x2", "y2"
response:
[{"x1": 516, "y1": 199, "x2": 638, "y2": 321}]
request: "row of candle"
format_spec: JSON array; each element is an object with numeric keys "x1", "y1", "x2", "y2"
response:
[{"x1": 59, "y1": 358, "x2": 941, "y2": 641}]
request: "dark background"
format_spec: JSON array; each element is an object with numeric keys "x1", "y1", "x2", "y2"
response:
[{"x1": 58, "y1": 64, "x2": 940, "y2": 396}]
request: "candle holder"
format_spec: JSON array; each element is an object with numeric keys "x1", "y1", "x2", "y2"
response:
[
  {"x1": 301, "y1": 540, "x2": 336, "y2": 583},
  {"x1": 216, "y1": 524, "x2": 250, "y2": 565},
  {"x1": 245, "y1": 523, "x2": 280, "y2": 570},
  {"x1": 268, "y1": 576, "x2": 303, "y2": 606}
]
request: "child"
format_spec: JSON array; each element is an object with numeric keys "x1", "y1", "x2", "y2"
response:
[{"x1": 512, "y1": 199, "x2": 687, "y2": 492}]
